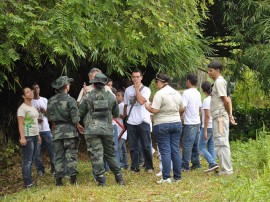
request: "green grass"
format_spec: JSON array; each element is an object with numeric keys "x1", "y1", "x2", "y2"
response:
[{"x1": 1, "y1": 133, "x2": 270, "y2": 202}]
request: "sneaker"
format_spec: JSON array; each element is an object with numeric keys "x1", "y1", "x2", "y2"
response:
[
  {"x1": 25, "y1": 183, "x2": 35, "y2": 189},
  {"x1": 37, "y1": 170, "x2": 45, "y2": 177},
  {"x1": 190, "y1": 165, "x2": 201, "y2": 170},
  {"x1": 172, "y1": 178, "x2": 182, "y2": 184},
  {"x1": 181, "y1": 168, "x2": 190, "y2": 172},
  {"x1": 219, "y1": 170, "x2": 233, "y2": 176},
  {"x1": 130, "y1": 168, "x2": 140, "y2": 173},
  {"x1": 204, "y1": 165, "x2": 219, "y2": 173},
  {"x1": 145, "y1": 168, "x2": 154, "y2": 173},
  {"x1": 157, "y1": 178, "x2": 172, "y2": 184},
  {"x1": 155, "y1": 171, "x2": 162, "y2": 177}
]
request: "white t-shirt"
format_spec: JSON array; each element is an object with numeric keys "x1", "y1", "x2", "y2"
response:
[
  {"x1": 201, "y1": 96, "x2": 212, "y2": 128},
  {"x1": 151, "y1": 85, "x2": 183, "y2": 126},
  {"x1": 32, "y1": 97, "x2": 51, "y2": 132},
  {"x1": 124, "y1": 85, "x2": 151, "y2": 125},
  {"x1": 115, "y1": 102, "x2": 127, "y2": 140},
  {"x1": 17, "y1": 103, "x2": 39, "y2": 137},
  {"x1": 182, "y1": 88, "x2": 202, "y2": 125}
]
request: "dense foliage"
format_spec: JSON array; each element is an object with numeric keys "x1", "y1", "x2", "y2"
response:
[{"x1": 0, "y1": 0, "x2": 212, "y2": 91}]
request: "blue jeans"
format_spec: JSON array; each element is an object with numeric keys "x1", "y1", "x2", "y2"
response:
[
  {"x1": 182, "y1": 124, "x2": 201, "y2": 170},
  {"x1": 154, "y1": 122, "x2": 182, "y2": 180},
  {"x1": 22, "y1": 136, "x2": 39, "y2": 186},
  {"x1": 127, "y1": 122, "x2": 153, "y2": 170},
  {"x1": 199, "y1": 128, "x2": 216, "y2": 167},
  {"x1": 118, "y1": 138, "x2": 128, "y2": 168},
  {"x1": 35, "y1": 131, "x2": 55, "y2": 173}
]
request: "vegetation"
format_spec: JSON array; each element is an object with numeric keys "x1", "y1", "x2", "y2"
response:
[{"x1": 1, "y1": 129, "x2": 270, "y2": 201}]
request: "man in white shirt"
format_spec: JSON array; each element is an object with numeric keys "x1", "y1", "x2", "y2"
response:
[
  {"x1": 32, "y1": 83, "x2": 55, "y2": 176},
  {"x1": 124, "y1": 69, "x2": 154, "y2": 172},
  {"x1": 181, "y1": 73, "x2": 202, "y2": 171}
]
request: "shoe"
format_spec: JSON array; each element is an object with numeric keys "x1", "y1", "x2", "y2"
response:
[
  {"x1": 181, "y1": 168, "x2": 190, "y2": 172},
  {"x1": 56, "y1": 177, "x2": 63, "y2": 186},
  {"x1": 70, "y1": 175, "x2": 77, "y2": 185},
  {"x1": 96, "y1": 175, "x2": 106, "y2": 187},
  {"x1": 155, "y1": 171, "x2": 162, "y2": 177},
  {"x1": 157, "y1": 178, "x2": 172, "y2": 184},
  {"x1": 172, "y1": 178, "x2": 182, "y2": 184},
  {"x1": 130, "y1": 168, "x2": 140, "y2": 173},
  {"x1": 115, "y1": 173, "x2": 125, "y2": 185},
  {"x1": 219, "y1": 170, "x2": 233, "y2": 175},
  {"x1": 190, "y1": 165, "x2": 201, "y2": 170},
  {"x1": 145, "y1": 168, "x2": 154, "y2": 173},
  {"x1": 25, "y1": 183, "x2": 35, "y2": 189},
  {"x1": 204, "y1": 165, "x2": 219, "y2": 173},
  {"x1": 37, "y1": 170, "x2": 45, "y2": 177}
]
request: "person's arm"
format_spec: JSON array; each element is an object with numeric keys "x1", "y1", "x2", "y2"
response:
[
  {"x1": 221, "y1": 96, "x2": 237, "y2": 125},
  {"x1": 18, "y1": 116, "x2": 27, "y2": 146},
  {"x1": 145, "y1": 104, "x2": 159, "y2": 114},
  {"x1": 134, "y1": 83, "x2": 147, "y2": 105},
  {"x1": 203, "y1": 109, "x2": 210, "y2": 140}
]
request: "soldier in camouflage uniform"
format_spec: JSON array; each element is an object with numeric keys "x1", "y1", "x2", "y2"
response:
[
  {"x1": 79, "y1": 73, "x2": 125, "y2": 186},
  {"x1": 47, "y1": 76, "x2": 84, "y2": 186}
]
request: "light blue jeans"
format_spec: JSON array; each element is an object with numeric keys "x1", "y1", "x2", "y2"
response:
[
  {"x1": 181, "y1": 124, "x2": 201, "y2": 170},
  {"x1": 199, "y1": 127, "x2": 216, "y2": 168},
  {"x1": 154, "y1": 122, "x2": 182, "y2": 180},
  {"x1": 22, "y1": 136, "x2": 39, "y2": 186}
]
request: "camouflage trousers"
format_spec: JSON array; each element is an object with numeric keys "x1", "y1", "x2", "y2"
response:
[
  {"x1": 85, "y1": 135, "x2": 121, "y2": 177},
  {"x1": 53, "y1": 137, "x2": 79, "y2": 178}
]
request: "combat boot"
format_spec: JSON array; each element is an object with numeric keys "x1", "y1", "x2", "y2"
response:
[
  {"x1": 96, "y1": 175, "x2": 106, "y2": 187},
  {"x1": 56, "y1": 177, "x2": 63, "y2": 186},
  {"x1": 115, "y1": 173, "x2": 125, "y2": 185},
  {"x1": 70, "y1": 175, "x2": 77, "y2": 185}
]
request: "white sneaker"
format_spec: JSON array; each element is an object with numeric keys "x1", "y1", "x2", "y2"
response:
[
  {"x1": 155, "y1": 171, "x2": 162, "y2": 177},
  {"x1": 157, "y1": 178, "x2": 172, "y2": 184}
]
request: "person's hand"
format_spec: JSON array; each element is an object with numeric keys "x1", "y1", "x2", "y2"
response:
[
  {"x1": 229, "y1": 116, "x2": 237, "y2": 126},
  {"x1": 39, "y1": 107, "x2": 46, "y2": 113},
  {"x1": 204, "y1": 132, "x2": 208, "y2": 140},
  {"x1": 76, "y1": 123, "x2": 85, "y2": 134},
  {"x1": 134, "y1": 81, "x2": 141, "y2": 90},
  {"x1": 38, "y1": 135, "x2": 42, "y2": 144},
  {"x1": 38, "y1": 118, "x2": 44, "y2": 123},
  {"x1": 20, "y1": 137, "x2": 27, "y2": 146}
]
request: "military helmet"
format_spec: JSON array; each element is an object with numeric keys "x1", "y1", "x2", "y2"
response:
[
  {"x1": 89, "y1": 73, "x2": 108, "y2": 84},
  {"x1": 51, "y1": 76, "x2": 74, "y2": 89}
]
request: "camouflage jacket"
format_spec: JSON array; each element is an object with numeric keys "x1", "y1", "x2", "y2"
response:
[
  {"x1": 47, "y1": 92, "x2": 80, "y2": 140},
  {"x1": 79, "y1": 89, "x2": 119, "y2": 136}
]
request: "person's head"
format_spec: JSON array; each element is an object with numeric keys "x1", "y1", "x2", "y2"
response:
[
  {"x1": 186, "y1": 73, "x2": 198, "y2": 88},
  {"x1": 106, "y1": 78, "x2": 113, "y2": 89},
  {"x1": 51, "y1": 76, "x2": 74, "y2": 93},
  {"x1": 21, "y1": 87, "x2": 34, "y2": 100},
  {"x1": 116, "y1": 89, "x2": 124, "y2": 103},
  {"x1": 31, "y1": 82, "x2": 40, "y2": 97},
  {"x1": 201, "y1": 81, "x2": 212, "y2": 95},
  {"x1": 208, "y1": 60, "x2": 223, "y2": 80},
  {"x1": 131, "y1": 69, "x2": 143, "y2": 85},
  {"x1": 90, "y1": 73, "x2": 108, "y2": 90},
  {"x1": 88, "y1": 68, "x2": 102, "y2": 82},
  {"x1": 155, "y1": 73, "x2": 171, "y2": 89}
]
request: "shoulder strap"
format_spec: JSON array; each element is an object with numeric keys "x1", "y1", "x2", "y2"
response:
[{"x1": 127, "y1": 85, "x2": 144, "y2": 118}]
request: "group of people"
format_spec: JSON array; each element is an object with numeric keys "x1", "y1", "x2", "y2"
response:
[{"x1": 17, "y1": 59, "x2": 236, "y2": 188}]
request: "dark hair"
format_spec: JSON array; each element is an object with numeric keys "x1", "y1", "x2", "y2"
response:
[
  {"x1": 186, "y1": 73, "x2": 198, "y2": 86},
  {"x1": 107, "y1": 78, "x2": 113, "y2": 84},
  {"x1": 111, "y1": 87, "x2": 117, "y2": 95},
  {"x1": 132, "y1": 68, "x2": 143, "y2": 76},
  {"x1": 55, "y1": 85, "x2": 67, "y2": 93},
  {"x1": 95, "y1": 83, "x2": 105, "y2": 90},
  {"x1": 21, "y1": 87, "x2": 29, "y2": 96},
  {"x1": 208, "y1": 60, "x2": 223, "y2": 72},
  {"x1": 155, "y1": 73, "x2": 171, "y2": 83},
  {"x1": 116, "y1": 89, "x2": 124, "y2": 97},
  {"x1": 201, "y1": 81, "x2": 212, "y2": 94},
  {"x1": 32, "y1": 82, "x2": 39, "y2": 88}
]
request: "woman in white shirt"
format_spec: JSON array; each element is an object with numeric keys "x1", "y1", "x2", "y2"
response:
[
  {"x1": 17, "y1": 87, "x2": 41, "y2": 188},
  {"x1": 145, "y1": 73, "x2": 183, "y2": 184}
]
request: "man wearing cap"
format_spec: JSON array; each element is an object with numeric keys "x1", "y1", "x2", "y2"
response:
[
  {"x1": 47, "y1": 76, "x2": 84, "y2": 186},
  {"x1": 79, "y1": 73, "x2": 125, "y2": 186}
]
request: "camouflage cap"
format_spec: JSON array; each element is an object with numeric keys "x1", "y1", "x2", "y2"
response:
[
  {"x1": 89, "y1": 73, "x2": 108, "y2": 84},
  {"x1": 51, "y1": 76, "x2": 74, "y2": 89}
]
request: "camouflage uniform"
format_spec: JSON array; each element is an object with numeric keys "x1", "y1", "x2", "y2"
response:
[
  {"x1": 79, "y1": 73, "x2": 124, "y2": 186},
  {"x1": 47, "y1": 76, "x2": 80, "y2": 185}
]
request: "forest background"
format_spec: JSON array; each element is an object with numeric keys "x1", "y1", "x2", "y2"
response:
[{"x1": 0, "y1": 0, "x2": 269, "y2": 199}]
